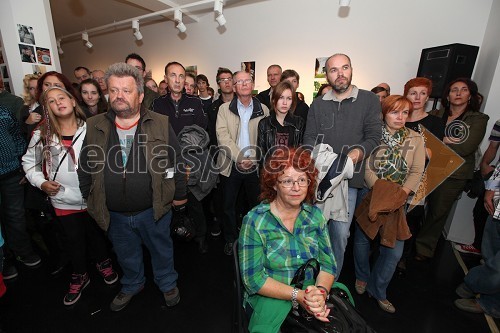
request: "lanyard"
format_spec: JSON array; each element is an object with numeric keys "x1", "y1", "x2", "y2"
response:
[{"x1": 51, "y1": 131, "x2": 84, "y2": 181}]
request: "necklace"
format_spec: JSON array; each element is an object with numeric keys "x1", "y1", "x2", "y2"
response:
[{"x1": 115, "y1": 119, "x2": 139, "y2": 130}]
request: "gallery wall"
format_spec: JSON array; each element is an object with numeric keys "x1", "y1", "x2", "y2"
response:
[{"x1": 57, "y1": 0, "x2": 492, "y2": 105}]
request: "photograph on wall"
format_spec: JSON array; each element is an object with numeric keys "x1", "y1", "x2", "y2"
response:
[
  {"x1": 32, "y1": 64, "x2": 47, "y2": 75},
  {"x1": 2, "y1": 66, "x2": 9, "y2": 79},
  {"x1": 36, "y1": 47, "x2": 52, "y2": 65},
  {"x1": 17, "y1": 24, "x2": 36, "y2": 45},
  {"x1": 315, "y1": 57, "x2": 328, "y2": 78},
  {"x1": 186, "y1": 65, "x2": 197, "y2": 76},
  {"x1": 313, "y1": 79, "x2": 328, "y2": 99},
  {"x1": 19, "y1": 44, "x2": 36, "y2": 63},
  {"x1": 3, "y1": 81, "x2": 11, "y2": 93},
  {"x1": 0, "y1": 52, "x2": 4, "y2": 64},
  {"x1": 241, "y1": 61, "x2": 255, "y2": 79}
]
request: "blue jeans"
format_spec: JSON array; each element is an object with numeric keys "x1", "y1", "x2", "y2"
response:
[
  {"x1": 353, "y1": 223, "x2": 404, "y2": 300},
  {"x1": 464, "y1": 216, "x2": 500, "y2": 318},
  {"x1": 327, "y1": 187, "x2": 358, "y2": 279},
  {"x1": 108, "y1": 209, "x2": 177, "y2": 294}
]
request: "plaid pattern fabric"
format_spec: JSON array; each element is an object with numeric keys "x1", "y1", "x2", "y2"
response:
[
  {"x1": 0, "y1": 106, "x2": 26, "y2": 175},
  {"x1": 238, "y1": 202, "x2": 336, "y2": 296},
  {"x1": 485, "y1": 162, "x2": 500, "y2": 220}
]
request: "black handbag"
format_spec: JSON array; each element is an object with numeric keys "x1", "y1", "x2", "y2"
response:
[{"x1": 281, "y1": 258, "x2": 376, "y2": 333}]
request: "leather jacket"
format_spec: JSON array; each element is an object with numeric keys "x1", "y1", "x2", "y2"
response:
[{"x1": 257, "y1": 111, "x2": 305, "y2": 161}]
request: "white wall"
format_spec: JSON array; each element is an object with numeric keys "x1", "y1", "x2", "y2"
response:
[
  {"x1": 58, "y1": 0, "x2": 493, "y2": 106},
  {"x1": 0, "y1": 0, "x2": 60, "y2": 95}
]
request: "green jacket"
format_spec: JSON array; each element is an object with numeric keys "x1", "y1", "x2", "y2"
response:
[
  {"x1": 78, "y1": 109, "x2": 185, "y2": 231},
  {"x1": 143, "y1": 85, "x2": 159, "y2": 111},
  {"x1": 430, "y1": 108, "x2": 489, "y2": 179}
]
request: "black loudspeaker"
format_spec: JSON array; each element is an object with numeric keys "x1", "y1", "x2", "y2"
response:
[{"x1": 416, "y1": 43, "x2": 479, "y2": 98}]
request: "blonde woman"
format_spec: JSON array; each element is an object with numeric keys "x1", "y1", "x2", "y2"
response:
[{"x1": 22, "y1": 86, "x2": 118, "y2": 306}]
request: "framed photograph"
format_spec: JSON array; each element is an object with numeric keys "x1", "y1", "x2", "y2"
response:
[
  {"x1": 186, "y1": 65, "x2": 197, "y2": 76},
  {"x1": 19, "y1": 44, "x2": 36, "y2": 63},
  {"x1": 36, "y1": 47, "x2": 52, "y2": 65},
  {"x1": 32, "y1": 64, "x2": 47, "y2": 75},
  {"x1": 1, "y1": 66, "x2": 9, "y2": 79},
  {"x1": 3, "y1": 81, "x2": 11, "y2": 93},
  {"x1": 241, "y1": 61, "x2": 255, "y2": 79},
  {"x1": 315, "y1": 57, "x2": 328, "y2": 78},
  {"x1": 17, "y1": 24, "x2": 36, "y2": 45}
]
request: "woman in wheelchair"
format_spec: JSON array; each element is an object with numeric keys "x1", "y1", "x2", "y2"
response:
[{"x1": 238, "y1": 147, "x2": 336, "y2": 332}]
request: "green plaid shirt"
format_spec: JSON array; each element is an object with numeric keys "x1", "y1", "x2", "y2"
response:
[{"x1": 238, "y1": 202, "x2": 336, "y2": 295}]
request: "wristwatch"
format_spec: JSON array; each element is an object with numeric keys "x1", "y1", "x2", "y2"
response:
[{"x1": 291, "y1": 287, "x2": 299, "y2": 309}]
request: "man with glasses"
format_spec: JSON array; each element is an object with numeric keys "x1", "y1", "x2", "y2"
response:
[
  {"x1": 125, "y1": 53, "x2": 159, "y2": 110},
  {"x1": 91, "y1": 69, "x2": 108, "y2": 100},
  {"x1": 257, "y1": 64, "x2": 282, "y2": 109},
  {"x1": 304, "y1": 53, "x2": 381, "y2": 278},
  {"x1": 216, "y1": 71, "x2": 269, "y2": 255}
]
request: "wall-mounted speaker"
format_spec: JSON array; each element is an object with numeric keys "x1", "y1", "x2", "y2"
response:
[{"x1": 416, "y1": 43, "x2": 479, "y2": 98}]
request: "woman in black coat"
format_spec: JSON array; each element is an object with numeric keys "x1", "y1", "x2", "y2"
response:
[{"x1": 257, "y1": 81, "x2": 305, "y2": 163}]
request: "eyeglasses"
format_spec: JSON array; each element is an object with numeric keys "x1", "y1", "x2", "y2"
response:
[
  {"x1": 277, "y1": 177, "x2": 311, "y2": 188},
  {"x1": 133, "y1": 66, "x2": 144, "y2": 71},
  {"x1": 218, "y1": 78, "x2": 232, "y2": 83},
  {"x1": 234, "y1": 79, "x2": 253, "y2": 85}
]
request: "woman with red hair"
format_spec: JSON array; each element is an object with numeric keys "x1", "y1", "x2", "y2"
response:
[
  {"x1": 354, "y1": 95, "x2": 425, "y2": 313},
  {"x1": 238, "y1": 147, "x2": 336, "y2": 332}
]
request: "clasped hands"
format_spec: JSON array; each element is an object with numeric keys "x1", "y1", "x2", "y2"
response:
[{"x1": 299, "y1": 286, "x2": 330, "y2": 322}]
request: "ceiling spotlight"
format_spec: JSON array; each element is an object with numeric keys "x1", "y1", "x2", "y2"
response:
[
  {"x1": 132, "y1": 20, "x2": 140, "y2": 31},
  {"x1": 82, "y1": 32, "x2": 89, "y2": 42},
  {"x1": 57, "y1": 39, "x2": 64, "y2": 55},
  {"x1": 174, "y1": 9, "x2": 186, "y2": 33},
  {"x1": 214, "y1": 0, "x2": 223, "y2": 14},
  {"x1": 216, "y1": 14, "x2": 226, "y2": 26},
  {"x1": 176, "y1": 22, "x2": 187, "y2": 33},
  {"x1": 132, "y1": 20, "x2": 143, "y2": 40},
  {"x1": 85, "y1": 41, "x2": 93, "y2": 49},
  {"x1": 339, "y1": 0, "x2": 351, "y2": 6},
  {"x1": 134, "y1": 30, "x2": 143, "y2": 40}
]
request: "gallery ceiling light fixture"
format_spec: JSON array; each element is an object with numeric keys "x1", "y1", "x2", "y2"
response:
[
  {"x1": 57, "y1": 0, "x2": 239, "y2": 47},
  {"x1": 132, "y1": 20, "x2": 143, "y2": 40},
  {"x1": 339, "y1": 0, "x2": 351, "y2": 6},
  {"x1": 57, "y1": 38, "x2": 64, "y2": 55},
  {"x1": 214, "y1": 0, "x2": 226, "y2": 26},
  {"x1": 174, "y1": 9, "x2": 187, "y2": 33},
  {"x1": 81, "y1": 31, "x2": 93, "y2": 48}
]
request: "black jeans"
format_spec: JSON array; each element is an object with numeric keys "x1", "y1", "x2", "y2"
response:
[
  {"x1": 57, "y1": 211, "x2": 109, "y2": 274},
  {"x1": 0, "y1": 171, "x2": 34, "y2": 257},
  {"x1": 187, "y1": 191, "x2": 207, "y2": 240},
  {"x1": 221, "y1": 166, "x2": 260, "y2": 243}
]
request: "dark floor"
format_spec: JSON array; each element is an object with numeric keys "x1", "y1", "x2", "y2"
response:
[{"x1": 0, "y1": 232, "x2": 493, "y2": 333}]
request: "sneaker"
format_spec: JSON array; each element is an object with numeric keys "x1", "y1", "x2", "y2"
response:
[
  {"x1": 16, "y1": 253, "x2": 41, "y2": 267},
  {"x1": 110, "y1": 291, "x2": 135, "y2": 312},
  {"x1": 2, "y1": 264, "x2": 18, "y2": 280},
  {"x1": 454, "y1": 298, "x2": 484, "y2": 314},
  {"x1": 163, "y1": 287, "x2": 180, "y2": 307},
  {"x1": 224, "y1": 242, "x2": 233, "y2": 256},
  {"x1": 454, "y1": 244, "x2": 481, "y2": 255},
  {"x1": 63, "y1": 273, "x2": 90, "y2": 306},
  {"x1": 455, "y1": 283, "x2": 476, "y2": 299},
  {"x1": 96, "y1": 258, "x2": 119, "y2": 285}
]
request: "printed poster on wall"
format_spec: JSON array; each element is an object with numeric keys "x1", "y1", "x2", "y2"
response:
[
  {"x1": 17, "y1": 24, "x2": 36, "y2": 45},
  {"x1": 313, "y1": 57, "x2": 328, "y2": 99},
  {"x1": 186, "y1": 65, "x2": 198, "y2": 76},
  {"x1": 19, "y1": 44, "x2": 36, "y2": 63},
  {"x1": 36, "y1": 47, "x2": 52, "y2": 65},
  {"x1": 241, "y1": 61, "x2": 255, "y2": 79}
]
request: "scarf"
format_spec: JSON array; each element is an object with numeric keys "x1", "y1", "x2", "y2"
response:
[{"x1": 377, "y1": 126, "x2": 409, "y2": 185}]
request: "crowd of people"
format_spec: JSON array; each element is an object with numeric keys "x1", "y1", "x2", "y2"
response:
[{"x1": 0, "y1": 52, "x2": 499, "y2": 330}]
